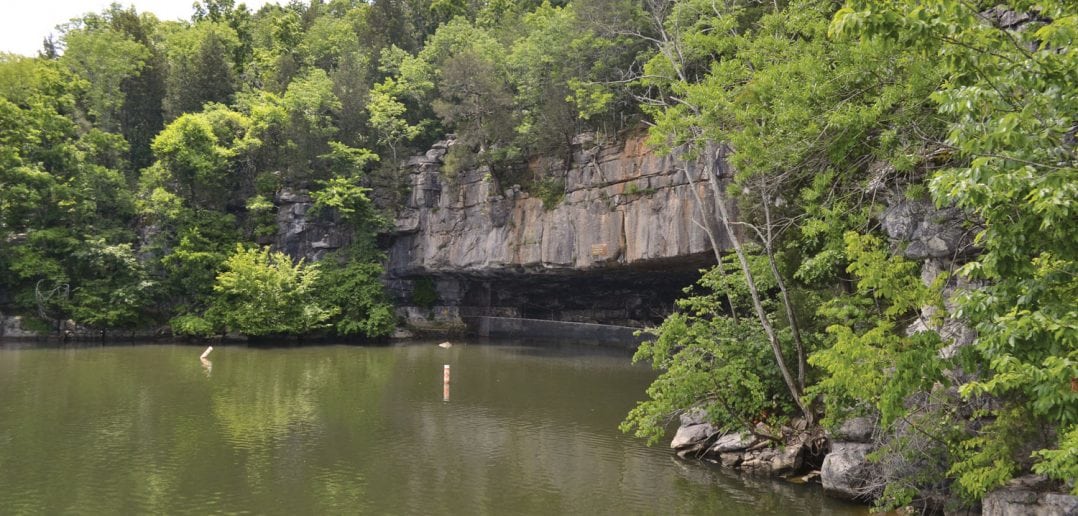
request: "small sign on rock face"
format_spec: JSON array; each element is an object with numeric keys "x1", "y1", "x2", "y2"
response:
[{"x1": 591, "y1": 243, "x2": 608, "y2": 257}]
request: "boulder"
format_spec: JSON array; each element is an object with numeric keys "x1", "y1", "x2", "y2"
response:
[
  {"x1": 679, "y1": 408, "x2": 708, "y2": 427},
  {"x1": 821, "y1": 442, "x2": 878, "y2": 501},
  {"x1": 1, "y1": 316, "x2": 41, "y2": 338},
  {"x1": 770, "y1": 443, "x2": 806, "y2": 476},
  {"x1": 741, "y1": 449, "x2": 777, "y2": 475},
  {"x1": 670, "y1": 423, "x2": 716, "y2": 451},
  {"x1": 709, "y1": 432, "x2": 753, "y2": 453},
  {"x1": 832, "y1": 416, "x2": 876, "y2": 443},
  {"x1": 982, "y1": 476, "x2": 1078, "y2": 516},
  {"x1": 718, "y1": 452, "x2": 743, "y2": 467}
]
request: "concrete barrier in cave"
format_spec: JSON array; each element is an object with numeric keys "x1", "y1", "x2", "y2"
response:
[{"x1": 465, "y1": 316, "x2": 646, "y2": 348}]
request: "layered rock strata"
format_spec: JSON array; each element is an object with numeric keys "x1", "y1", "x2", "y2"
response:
[{"x1": 384, "y1": 132, "x2": 730, "y2": 329}]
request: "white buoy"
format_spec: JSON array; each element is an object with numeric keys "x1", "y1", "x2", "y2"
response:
[
  {"x1": 200, "y1": 346, "x2": 213, "y2": 359},
  {"x1": 443, "y1": 364, "x2": 450, "y2": 402}
]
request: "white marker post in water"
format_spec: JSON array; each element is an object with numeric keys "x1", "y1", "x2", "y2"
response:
[
  {"x1": 200, "y1": 346, "x2": 213, "y2": 359},
  {"x1": 443, "y1": 364, "x2": 451, "y2": 402}
]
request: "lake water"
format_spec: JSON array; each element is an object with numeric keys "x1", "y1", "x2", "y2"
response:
[{"x1": 0, "y1": 340, "x2": 865, "y2": 514}]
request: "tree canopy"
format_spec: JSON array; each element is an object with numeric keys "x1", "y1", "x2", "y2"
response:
[{"x1": 0, "y1": 0, "x2": 1073, "y2": 508}]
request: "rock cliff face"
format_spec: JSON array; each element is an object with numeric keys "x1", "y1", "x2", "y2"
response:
[
  {"x1": 389, "y1": 132, "x2": 724, "y2": 273},
  {"x1": 384, "y1": 131, "x2": 730, "y2": 329},
  {"x1": 273, "y1": 189, "x2": 352, "y2": 262}
]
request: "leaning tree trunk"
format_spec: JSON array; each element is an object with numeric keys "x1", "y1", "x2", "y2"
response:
[
  {"x1": 700, "y1": 142, "x2": 812, "y2": 424},
  {"x1": 680, "y1": 161, "x2": 738, "y2": 323},
  {"x1": 761, "y1": 192, "x2": 807, "y2": 390}
]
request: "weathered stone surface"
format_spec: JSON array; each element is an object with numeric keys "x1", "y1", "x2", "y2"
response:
[
  {"x1": 384, "y1": 131, "x2": 732, "y2": 329},
  {"x1": 671, "y1": 423, "x2": 717, "y2": 451},
  {"x1": 0, "y1": 315, "x2": 39, "y2": 338},
  {"x1": 982, "y1": 476, "x2": 1078, "y2": 516},
  {"x1": 880, "y1": 199, "x2": 975, "y2": 260},
  {"x1": 741, "y1": 449, "x2": 777, "y2": 475},
  {"x1": 831, "y1": 416, "x2": 876, "y2": 444},
  {"x1": 387, "y1": 131, "x2": 730, "y2": 277},
  {"x1": 718, "y1": 452, "x2": 744, "y2": 467},
  {"x1": 679, "y1": 408, "x2": 708, "y2": 427},
  {"x1": 274, "y1": 188, "x2": 351, "y2": 262},
  {"x1": 821, "y1": 442, "x2": 878, "y2": 501},
  {"x1": 770, "y1": 443, "x2": 805, "y2": 476},
  {"x1": 709, "y1": 432, "x2": 753, "y2": 453}
]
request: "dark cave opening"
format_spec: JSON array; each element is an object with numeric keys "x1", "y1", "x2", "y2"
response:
[{"x1": 412, "y1": 252, "x2": 717, "y2": 327}]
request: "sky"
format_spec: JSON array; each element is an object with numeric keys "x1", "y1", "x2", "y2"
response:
[{"x1": 0, "y1": 0, "x2": 275, "y2": 56}]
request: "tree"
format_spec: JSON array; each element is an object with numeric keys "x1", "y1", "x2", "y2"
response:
[
  {"x1": 622, "y1": 258, "x2": 798, "y2": 443},
  {"x1": 195, "y1": 245, "x2": 337, "y2": 336},
  {"x1": 147, "y1": 104, "x2": 256, "y2": 210},
  {"x1": 832, "y1": 0, "x2": 1078, "y2": 498},
  {"x1": 60, "y1": 27, "x2": 150, "y2": 132},
  {"x1": 431, "y1": 49, "x2": 514, "y2": 154},
  {"x1": 163, "y1": 23, "x2": 240, "y2": 118},
  {"x1": 109, "y1": 7, "x2": 167, "y2": 171}
]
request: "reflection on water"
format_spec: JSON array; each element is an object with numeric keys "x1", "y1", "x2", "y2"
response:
[{"x1": 0, "y1": 340, "x2": 866, "y2": 515}]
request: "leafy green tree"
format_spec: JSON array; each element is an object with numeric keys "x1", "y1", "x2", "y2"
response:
[
  {"x1": 832, "y1": 0, "x2": 1077, "y2": 498},
  {"x1": 60, "y1": 27, "x2": 150, "y2": 132},
  {"x1": 313, "y1": 247, "x2": 396, "y2": 338},
  {"x1": 147, "y1": 104, "x2": 255, "y2": 209},
  {"x1": 194, "y1": 245, "x2": 337, "y2": 336},
  {"x1": 622, "y1": 259, "x2": 795, "y2": 443},
  {"x1": 163, "y1": 23, "x2": 240, "y2": 118},
  {"x1": 431, "y1": 49, "x2": 514, "y2": 154},
  {"x1": 282, "y1": 68, "x2": 342, "y2": 174}
]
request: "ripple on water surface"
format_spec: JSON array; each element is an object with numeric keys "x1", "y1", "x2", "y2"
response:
[{"x1": 0, "y1": 341, "x2": 867, "y2": 515}]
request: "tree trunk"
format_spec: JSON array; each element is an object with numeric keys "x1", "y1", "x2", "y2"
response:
[
  {"x1": 761, "y1": 192, "x2": 807, "y2": 391},
  {"x1": 680, "y1": 162, "x2": 738, "y2": 323},
  {"x1": 701, "y1": 144, "x2": 812, "y2": 423}
]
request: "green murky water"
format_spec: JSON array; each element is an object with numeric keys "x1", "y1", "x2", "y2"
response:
[{"x1": 0, "y1": 340, "x2": 864, "y2": 515}]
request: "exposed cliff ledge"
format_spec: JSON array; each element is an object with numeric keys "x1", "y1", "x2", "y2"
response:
[
  {"x1": 387, "y1": 132, "x2": 727, "y2": 275},
  {"x1": 382, "y1": 132, "x2": 730, "y2": 328}
]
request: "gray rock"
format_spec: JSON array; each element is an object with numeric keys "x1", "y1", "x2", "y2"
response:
[
  {"x1": 718, "y1": 452, "x2": 743, "y2": 467},
  {"x1": 426, "y1": 147, "x2": 447, "y2": 161},
  {"x1": 821, "y1": 442, "x2": 878, "y2": 501},
  {"x1": 880, "y1": 200, "x2": 974, "y2": 260},
  {"x1": 832, "y1": 416, "x2": 876, "y2": 443},
  {"x1": 679, "y1": 408, "x2": 708, "y2": 426},
  {"x1": 386, "y1": 131, "x2": 727, "y2": 276},
  {"x1": 770, "y1": 443, "x2": 805, "y2": 476},
  {"x1": 982, "y1": 476, "x2": 1078, "y2": 516},
  {"x1": 709, "y1": 432, "x2": 753, "y2": 453},
  {"x1": 1, "y1": 316, "x2": 40, "y2": 338},
  {"x1": 670, "y1": 423, "x2": 716, "y2": 451},
  {"x1": 277, "y1": 189, "x2": 311, "y2": 203}
]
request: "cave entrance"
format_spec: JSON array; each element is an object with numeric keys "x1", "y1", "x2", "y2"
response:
[{"x1": 450, "y1": 253, "x2": 715, "y2": 327}]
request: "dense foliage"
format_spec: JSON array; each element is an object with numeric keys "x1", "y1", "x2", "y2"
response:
[
  {"x1": 613, "y1": 0, "x2": 1075, "y2": 509},
  {"x1": 0, "y1": 0, "x2": 1073, "y2": 507},
  {"x1": 0, "y1": 0, "x2": 649, "y2": 338}
]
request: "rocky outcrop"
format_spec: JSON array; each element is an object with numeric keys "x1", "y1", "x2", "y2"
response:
[
  {"x1": 388, "y1": 132, "x2": 725, "y2": 275},
  {"x1": 817, "y1": 416, "x2": 881, "y2": 502},
  {"x1": 880, "y1": 199, "x2": 975, "y2": 260},
  {"x1": 273, "y1": 188, "x2": 352, "y2": 262},
  {"x1": 983, "y1": 476, "x2": 1078, "y2": 516},
  {"x1": 820, "y1": 442, "x2": 878, "y2": 501},
  {"x1": 384, "y1": 131, "x2": 729, "y2": 330},
  {"x1": 0, "y1": 315, "x2": 39, "y2": 338},
  {"x1": 831, "y1": 416, "x2": 876, "y2": 443},
  {"x1": 671, "y1": 423, "x2": 718, "y2": 458},
  {"x1": 668, "y1": 414, "x2": 825, "y2": 480}
]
